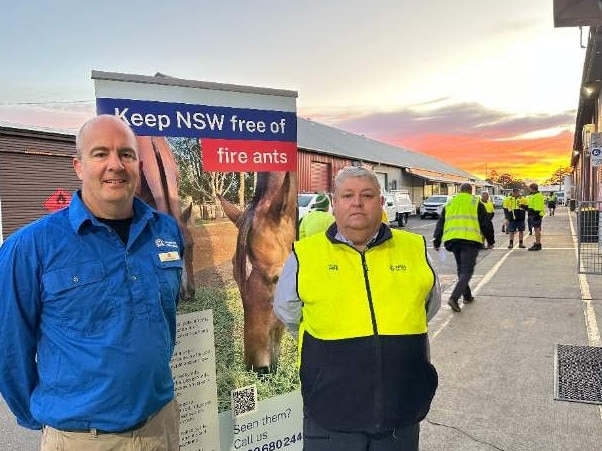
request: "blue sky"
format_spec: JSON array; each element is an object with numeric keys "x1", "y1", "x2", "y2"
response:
[{"x1": 0, "y1": 0, "x2": 587, "y2": 180}]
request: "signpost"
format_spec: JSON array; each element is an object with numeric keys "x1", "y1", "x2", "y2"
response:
[
  {"x1": 590, "y1": 133, "x2": 602, "y2": 167},
  {"x1": 591, "y1": 147, "x2": 602, "y2": 167}
]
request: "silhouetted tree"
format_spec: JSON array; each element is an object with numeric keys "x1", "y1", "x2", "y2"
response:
[{"x1": 544, "y1": 167, "x2": 571, "y2": 186}]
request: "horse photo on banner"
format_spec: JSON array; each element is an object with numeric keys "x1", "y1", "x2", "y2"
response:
[{"x1": 93, "y1": 71, "x2": 303, "y2": 451}]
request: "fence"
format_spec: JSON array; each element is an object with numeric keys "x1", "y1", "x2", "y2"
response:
[{"x1": 576, "y1": 201, "x2": 602, "y2": 274}]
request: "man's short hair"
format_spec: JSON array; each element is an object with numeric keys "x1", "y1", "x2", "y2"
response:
[
  {"x1": 334, "y1": 166, "x2": 381, "y2": 193},
  {"x1": 460, "y1": 183, "x2": 473, "y2": 193},
  {"x1": 75, "y1": 114, "x2": 137, "y2": 157}
]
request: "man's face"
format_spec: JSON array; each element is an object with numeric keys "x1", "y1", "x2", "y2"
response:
[
  {"x1": 333, "y1": 176, "x2": 382, "y2": 234},
  {"x1": 73, "y1": 117, "x2": 141, "y2": 219}
]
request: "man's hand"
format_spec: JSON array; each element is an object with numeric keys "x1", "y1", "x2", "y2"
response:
[{"x1": 487, "y1": 244, "x2": 494, "y2": 249}]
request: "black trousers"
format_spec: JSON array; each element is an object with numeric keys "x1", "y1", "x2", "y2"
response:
[
  {"x1": 450, "y1": 243, "x2": 479, "y2": 301},
  {"x1": 302, "y1": 413, "x2": 419, "y2": 451}
]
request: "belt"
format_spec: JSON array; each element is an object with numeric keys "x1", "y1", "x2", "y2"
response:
[{"x1": 57, "y1": 418, "x2": 148, "y2": 435}]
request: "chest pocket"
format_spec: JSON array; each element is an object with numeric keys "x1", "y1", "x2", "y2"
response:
[
  {"x1": 154, "y1": 256, "x2": 183, "y2": 310},
  {"x1": 42, "y1": 261, "x2": 115, "y2": 338}
]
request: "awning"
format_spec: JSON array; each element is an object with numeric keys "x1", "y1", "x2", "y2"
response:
[
  {"x1": 553, "y1": 0, "x2": 602, "y2": 27},
  {"x1": 406, "y1": 168, "x2": 467, "y2": 184}
]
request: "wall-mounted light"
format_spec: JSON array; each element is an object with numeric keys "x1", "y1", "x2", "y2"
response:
[{"x1": 582, "y1": 82, "x2": 600, "y2": 97}]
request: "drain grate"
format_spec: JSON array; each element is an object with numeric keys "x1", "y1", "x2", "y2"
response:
[{"x1": 555, "y1": 344, "x2": 602, "y2": 404}]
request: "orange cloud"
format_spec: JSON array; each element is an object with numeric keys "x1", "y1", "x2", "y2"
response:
[
  {"x1": 387, "y1": 130, "x2": 573, "y2": 182},
  {"x1": 303, "y1": 101, "x2": 576, "y2": 184}
]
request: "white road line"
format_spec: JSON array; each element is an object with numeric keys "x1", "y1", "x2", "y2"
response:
[{"x1": 431, "y1": 250, "x2": 513, "y2": 340}]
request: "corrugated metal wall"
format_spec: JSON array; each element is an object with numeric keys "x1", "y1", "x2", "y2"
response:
[
  {"x1": 0, "y1": 132, "x2": 79, "y2": 240},
  {"x1": 297, "y1": 151, "x2": 351, "y2": 193}
]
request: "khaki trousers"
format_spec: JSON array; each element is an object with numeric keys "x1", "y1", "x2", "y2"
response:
[{"x1": 41, "y1": 399, "x2": 179, "y2": 451}]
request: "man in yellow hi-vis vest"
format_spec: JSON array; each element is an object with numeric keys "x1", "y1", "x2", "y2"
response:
[
  {"x1": 527, "y1": 183, "x2": 545, "y2": 251},
  {"x1": 433, "y1": 183, "x2": 494, "y2": 313},
  {"x1": 299, "y1": 193, "x2": 335, "y2": 239},
  {"x1": 480, "y1": 191, "x2": 495, "y2": 247},
  {"x1": 274, "y1": 166, "x2": 441, "y2": 451}
]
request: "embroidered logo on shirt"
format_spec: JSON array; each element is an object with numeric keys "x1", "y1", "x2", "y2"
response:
[
  {"x1": 390, "y1": 264, "x2": 407, "y2": 272},
  {"x1": 155, "y1": 238, "x2": 179, "y2": 249}
]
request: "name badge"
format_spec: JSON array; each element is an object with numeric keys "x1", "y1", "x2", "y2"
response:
[{"x1": 159, "y1": 251, "x2": 181, "y2": 262}]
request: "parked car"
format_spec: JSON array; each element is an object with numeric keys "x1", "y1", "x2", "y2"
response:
[
  {"x1": 492, "y1": 194, "x2": 505, "y2": 209},
  {"x1": 382, "y1": 194, "x2": 396, "y2": 224},
  {"x1": 298, "y1": 193, "x2": 332, "y2": 220},
  {"x1": 419, "y1": 195, "x2": 453, "y2": 219},
  {"x1": 555, "y1": 191, "x2": 566, "y2": 205},
  {"x1": 383, "y1": 190, "x2": 414, "y2": 227}
]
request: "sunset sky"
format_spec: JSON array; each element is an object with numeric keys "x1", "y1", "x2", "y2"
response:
[{"x1": 0, "y1": 1, "x2": 586, "y2": 183}]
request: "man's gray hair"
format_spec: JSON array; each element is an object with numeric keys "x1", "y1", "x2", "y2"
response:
[{"x1": 334, "y1": 166, "x2": 381, "y2": 193}]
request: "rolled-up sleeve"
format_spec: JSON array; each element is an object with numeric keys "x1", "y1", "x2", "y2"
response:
[{"x1": 273, "y1": 253, "x2": 302, "y2": 339}]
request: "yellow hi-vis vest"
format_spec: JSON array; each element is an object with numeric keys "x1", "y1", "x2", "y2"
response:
[
  {"x1": 293, "y1": 228, "x2": 438, "y2": 432},
  {"x1": 442, "y1": 193, "x2": 481, "y2": 244},
  {"x1": 528, "y1": 191, "x2": 545, "y2": 217},
  {"x1": 295, "y1": 230, "x2": 434, "y2": 340},
  {"x1": 482, "y1": 200, "x2": 494, "y2": 214}
]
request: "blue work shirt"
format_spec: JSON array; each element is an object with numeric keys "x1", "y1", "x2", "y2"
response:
[{"x1": 0, "y1": 192, "x2": 184, "y2": 431}]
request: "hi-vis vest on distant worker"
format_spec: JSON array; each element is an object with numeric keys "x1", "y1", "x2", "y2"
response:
[{"x1": 442, "y1": 193, "x2": 481, "y2": 244}]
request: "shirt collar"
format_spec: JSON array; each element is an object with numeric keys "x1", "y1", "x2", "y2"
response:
[
  {"x1": 328, "y1": 222, "x2": 392, "y2": 249},
  {"x1": 68, "y1": 191, "x2": 156, "y2": 234}
]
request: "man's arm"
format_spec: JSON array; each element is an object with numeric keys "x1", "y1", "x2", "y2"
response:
[
  {"x1": 432, "y1": 208, "x2": 446, "y2": 249},
  {"x1": 425, "y1": 252, "x2": 442, "y2": 321},
  {"x1": 273, "y1": 253, "x2": 302, "y2": 339},
  {"x1": 0, "y1": 236, "x2": 42, "y2": 430},
  {"x1": 477, "y1": 203, "x2": 495, "y2": 246}
]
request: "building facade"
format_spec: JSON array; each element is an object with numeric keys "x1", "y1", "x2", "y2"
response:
[{"x1": 0, "y1": 124, "x2": 79, "y2": 244}]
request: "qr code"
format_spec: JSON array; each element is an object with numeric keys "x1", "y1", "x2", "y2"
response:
[{"x1": 231, "y1": 384, "x2": 258, "y2": 417}]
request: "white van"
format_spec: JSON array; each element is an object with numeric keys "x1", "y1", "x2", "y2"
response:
[{"x1": 383, "y1": 190, "x2": 414, "y2": 227}]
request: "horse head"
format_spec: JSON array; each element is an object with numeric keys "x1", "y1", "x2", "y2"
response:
[
  {"x1": 136, "y1": 136, "x2": 196, "y2": 302},
  {"x1": 218, "y1": 171, "x2": 297, "y2": 374}
]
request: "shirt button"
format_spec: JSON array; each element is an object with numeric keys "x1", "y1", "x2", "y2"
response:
[
  {"x1": 131, "y1": 275, "x2": 137, "y2": 281},
  {"x1": 72, "y1": 276, "x2": 79, "y2": 283}
]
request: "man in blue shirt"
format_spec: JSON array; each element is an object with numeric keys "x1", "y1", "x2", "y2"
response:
[{"x1": 0, "y1": 115, "x2": 184, "y2": 450}]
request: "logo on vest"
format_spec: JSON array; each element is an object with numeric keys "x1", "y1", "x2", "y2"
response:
[
  {"x1": 390, "y1": 264, "x2": 407, "y2": 272},
  {"x1": 328, "y1": 264, "x2": 339, "y2": 271}
]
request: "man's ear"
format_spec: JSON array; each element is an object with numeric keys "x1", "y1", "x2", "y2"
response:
[{"x1": 73, "y1": 157, "x2": 83, "y2": 181}]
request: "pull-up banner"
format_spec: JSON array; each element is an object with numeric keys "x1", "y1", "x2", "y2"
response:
[{"x1": 92, "y1": 70, "x2": 301, "y2": 451}]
